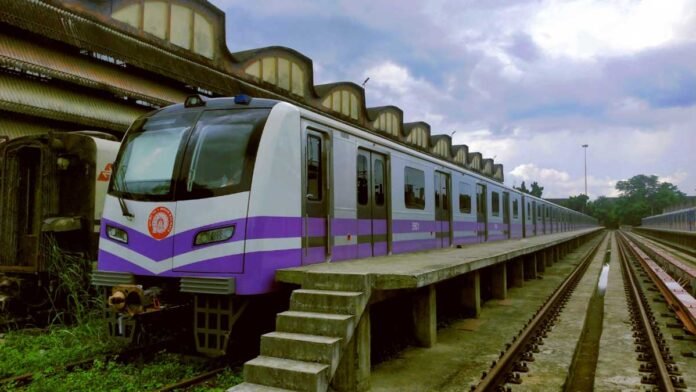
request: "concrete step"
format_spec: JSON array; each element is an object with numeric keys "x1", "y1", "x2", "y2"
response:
[
  {"x1": 261, "y1": 331, "x2": 342, "y2": 371},
  {"x1": 290, "y1": 289, "x2": 365, "y2": 315},
  {"x1": 244, "y1": 356, "x2": 330, "y2": 392},
  {"x1": 300, "y1": 272, "x2": 370, "y2": 291},
  {"x1": 227, "y1": 382, "x2": 295, "y2": 391},
  {"x1": 276, "y1": 311, "x2": 355, "y2": 338}
]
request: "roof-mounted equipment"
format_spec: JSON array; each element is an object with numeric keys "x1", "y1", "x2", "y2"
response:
[{"x1": 185, "y1": 94, "x2": 207, "y2": 108}]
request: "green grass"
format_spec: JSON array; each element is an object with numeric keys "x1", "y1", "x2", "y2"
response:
[
  {"x1": 0, "y1": 237, "x2": 244, "y2": 391},
  {"x1": 188, "y1": 369, "x2": 244, "y2": 392},
  {"x1": 0, "y1": 352, "x2": 242, "y2": 392},
  {"x1": 0, "y1": 320, "x2": 121, "y2": 380}
]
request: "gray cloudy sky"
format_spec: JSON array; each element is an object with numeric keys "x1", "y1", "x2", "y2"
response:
[{"x1": 211, "y1": 0, "x2": 696, "y2": 198}]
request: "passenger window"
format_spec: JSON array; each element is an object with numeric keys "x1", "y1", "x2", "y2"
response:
[
  {"x1": 307, "y1": 135, "x2": 322, "y2": 201},
  {"x1": 459, "y1": 182, "x2": 472, "y2": 214},
  {"x1": 527, "y1": 203, "x2": 531, "y2": 220},
  {"x1": 374, "y1": 159, "x2": 385, "y2": 206},
  {"x1": 492, "y1": 192, "x2": 500, "y2": 217},
  {"x1": 513, "y1": 199, "x2": 519, "y2": 219},
  {"x1": 404, "y1": 167, "x2": 425, "y2": 209},
  {"x1": 357, "y1": 154, "x2": 368, "y2": 205}
]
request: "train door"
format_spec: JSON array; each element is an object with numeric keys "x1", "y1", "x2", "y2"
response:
[
  {"x1": 476, "y1": 183, "x2": 487, "y2": 242},
  {"x1": 502, "y1": 192, "x2": 511, "y2": 239},
  {"x1": 521, "y1": 196, "x2": 527, "y2": 238},
  {"x1": 356, "y1": 149, "x2": 388, "y2": 258},
  {"x1": 532, "y1": 200, "x2": 537, "y2": 235},
  {"x1": 434, "y1": 171, "x2": 451, "y2": 248},
  {"x1": 4, "y1": 146, "x2": 43, "y2": 268},
  {"x1": 303, "y1": 130, "x2": 330, "y2": 264}
]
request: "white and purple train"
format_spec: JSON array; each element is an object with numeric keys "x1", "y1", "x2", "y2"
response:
[
  {"x1": 94, "y1": 95, "x2": 596, "y2": 354},
  {"x1": 641, "y1": 207, "x2": 696, "y2": 232}
]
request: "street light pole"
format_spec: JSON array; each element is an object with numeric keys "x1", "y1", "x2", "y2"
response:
[{"x1": 582, "y1": 144, "x2": 589, "y2": 196}]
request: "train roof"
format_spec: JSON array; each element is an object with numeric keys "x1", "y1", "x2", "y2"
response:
[{"x1": 154, "y1": 96, "x2": 280, "y2": 115}]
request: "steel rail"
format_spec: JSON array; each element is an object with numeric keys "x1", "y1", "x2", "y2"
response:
[
  {"x1": 619, "y1": 232, "x2": 696, "y2": 335},
  {"x1": 626, "y1": 231, "x2": 696, "y2": 282},
  {"x1": 633, "y1": 230, "x2": 696, "y2": 259},
  {"x1": 616, "y1": 233, "x2": 675, "y2": 392},
  {"x1": 155, "y1": 367, "x2": 228, "y2": 392},
  {"x1": 473, "y1": 232, "x2": 606, "y2": 391}
]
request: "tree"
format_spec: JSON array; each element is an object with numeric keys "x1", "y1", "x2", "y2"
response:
[
  {"x1": 530, "y1": 181, "x2": 544, "y2": 197},
  {"x1": 586, "y1": 174, "x2": 686, "y2": 227},
  {"x1": 563, "y1": 194, "x2": 589, "y2": 213},
  {"x1": 515, "y1": 181, "x2": 544, "y2": 197},
  {"x1": 514, "y1": 181, "x2": 530, "y2": 194},
  {"x1": 615, "y1": 174, "x2": 686, "y2": 217},
  {"x1": 586, "y1": 196, "x2": 619, "y2": 228}
]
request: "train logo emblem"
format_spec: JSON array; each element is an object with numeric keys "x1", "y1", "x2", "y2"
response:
[
  {"x1": 97, "y1": 163, "x2": 113, "y2": 182},
  {"x1": 147, "y1": 207, "x2": 173, "y2": 240}
]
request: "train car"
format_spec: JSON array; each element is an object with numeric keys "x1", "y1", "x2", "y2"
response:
[
  {"x1": 94, "y1": 95, "x2": 596, "y2": 356},
  {"x1": 0, "y1": 132, "x2": 119, "y2": 312},
  {"x1": 641, "y1": 207, "x2": 696, "y2": 232}
]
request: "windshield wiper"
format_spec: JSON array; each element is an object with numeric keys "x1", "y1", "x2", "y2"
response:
[{"x1": 114, "y1": 167, "x2": 134, "y2": 218}]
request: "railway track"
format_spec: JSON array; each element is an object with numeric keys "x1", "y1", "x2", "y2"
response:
[
  {"x1": 469, "y1": 231, "x2": 695, "y2": 391},
  {"x1": 154, "y1": 366, "x2": 230, "y2": 392},
  {"x1": 633, "y1": 231, "x2": 696, "y2": 259},
  {"x1": 472, "y1": 231, "x2": 607, "y2": 391},
  {"x1": 619, "y1": 231, "x2": 696, "y2": 336},
  {"x1": 616, "y1": 232, "x2": 685, "y2": 391}
]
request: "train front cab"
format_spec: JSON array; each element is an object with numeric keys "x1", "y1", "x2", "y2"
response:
[{"x1": 95, "y1": 98, "x2": 306, "y2": 356}]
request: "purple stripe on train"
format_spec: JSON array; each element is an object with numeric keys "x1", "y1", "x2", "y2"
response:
[
  {"x1": 453, "y1": 221, "x2": 479, "y2": 231},
  {"x1": 100, "y1": 215, "x2": 557, "y2": 280}
]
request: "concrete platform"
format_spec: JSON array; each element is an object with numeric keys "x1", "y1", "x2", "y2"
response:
[
  {"x1": 278, "y1": 228, "x2": 601, "y2": 290},
  {"x1": 233, "y1": 228, "x2": 601, "y2": 392}
]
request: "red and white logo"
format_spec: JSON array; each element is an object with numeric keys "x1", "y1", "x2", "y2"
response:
[
  {"x1": 147, "y1": 207, "x2": 173, "y2": 240},
  {"x1": 97, "y1": 163, "x2": 113, "y2": 182}
]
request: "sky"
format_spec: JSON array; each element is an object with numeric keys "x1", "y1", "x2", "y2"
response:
[{"x1": 210, "y1": 0, "x2": 696, "y2": 199}]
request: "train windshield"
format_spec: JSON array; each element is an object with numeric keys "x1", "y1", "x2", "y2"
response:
[
  {"x1": 112, "y1": 112, "x2": 195, "y2": 198},
  {"x1": 110, "y1": 108, "x2": 269, "y2": 201},
  {"x1": 181, "y1": 109, "x2": 268, "y2": 198}
]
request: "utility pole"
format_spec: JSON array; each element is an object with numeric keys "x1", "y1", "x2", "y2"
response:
[{"x1": 582, "y1": 144, "x2": 589, "y2": 196}]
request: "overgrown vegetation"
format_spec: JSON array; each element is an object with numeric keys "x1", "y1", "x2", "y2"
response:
[
  {"x1": 1, "y1": 352, "x2": 242, "y2": 392},
  {"x1": 0, "y1": 237, "x2": 244, "y2": 391},
  {"x1": 0, "y1": 321, "x2": 121, "y2": 380},
  {"x1": 43, "y1": 236, "x2": 96, "y2": 325}
]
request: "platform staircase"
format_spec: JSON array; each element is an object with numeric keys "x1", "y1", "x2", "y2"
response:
[{"x1": 229, "y1": 274, "x2": 371, "y2": 392}]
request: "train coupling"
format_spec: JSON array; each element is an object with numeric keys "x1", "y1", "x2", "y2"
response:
[
  {"x1": 107, "y1": 284, "x2": 161, "y2": 316},
  {"x1": 0, "y1": 275, "x2": 20, "y2": 312}
]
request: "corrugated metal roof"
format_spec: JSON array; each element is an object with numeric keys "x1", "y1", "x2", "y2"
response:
[
  {"x1": 0, "y1": 32, "x2": 188, "y2": 106},
  {"x1": 0, "y1": 116, "x2": 50, "y2": 139},
  {"x1": 0, "y1": 73, "x2": 147, "y2": 131}
]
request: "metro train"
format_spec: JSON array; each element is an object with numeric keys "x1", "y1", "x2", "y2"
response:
[
  {"x1": 0, "y1": 132, "x2": 119, "y2": 314},
  {"x1": 95, "y1": 95, "x2": 597, "y2": 355},
  {"x1": 641, "y1": 207, "x2": 696, "y2": 232}
]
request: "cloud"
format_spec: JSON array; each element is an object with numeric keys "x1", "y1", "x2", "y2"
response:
[
  {"x1": 528, "y1": 0, "x2": 696, "y2": 59},
  {"x1": 510, "y1": 163, "x2": 570, "y2": 183},
  {"x1": 508, "y1": 163, "x2": 619, "y2": 198},
  {"x1": 210, "y1": 0, "x2": 696, "y2": 197}
]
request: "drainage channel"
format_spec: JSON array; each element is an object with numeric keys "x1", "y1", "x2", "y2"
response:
[{"x1": 564, "y1": 232, "x2": 613, "y2": 391}]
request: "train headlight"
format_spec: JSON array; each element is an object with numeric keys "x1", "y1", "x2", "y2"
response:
[
  {"x1": 106, "y1": 225, "x2": 129, "y2": 244},
  {"x1": 195, "y1": 226, "x2": 235, "y2": 246}
]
